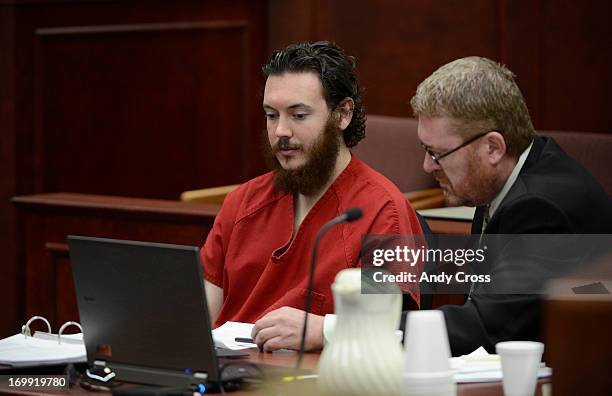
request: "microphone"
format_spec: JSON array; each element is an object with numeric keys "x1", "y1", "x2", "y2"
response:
[
  {"x1": 337, "y1": 207, "x2": 363, "y2": 223},
  {"x1": 296, "y1": 207, "x2": 363, "y2": 368}
]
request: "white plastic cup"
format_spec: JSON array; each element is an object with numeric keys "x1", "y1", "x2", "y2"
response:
[
  {"x1": 496, "y1": 341, "x2": 544, "y2": 396},
  {"x1": 403, "y1": 310, "x2": 456, "y2": 396},
  {"x1": 404, "y1": 310, "x2": 452, "y2": 373}
]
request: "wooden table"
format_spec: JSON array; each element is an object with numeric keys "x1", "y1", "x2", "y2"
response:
[
  {"x1": 0, "y1": 349, "x2": 551, "y2": 396},
  {"x1": 232, "y1": 350, "x2": 550, "y2": 396},
  {"x1": 425, "y1": 218, "x2": 471, "y2": 235}
]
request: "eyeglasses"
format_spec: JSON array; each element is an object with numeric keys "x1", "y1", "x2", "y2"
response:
[{"x1": 421, "y1": 131, "x2": 490, "y2": 165}]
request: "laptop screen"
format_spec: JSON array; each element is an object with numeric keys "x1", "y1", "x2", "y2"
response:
[{"x1": 68, "y1": 236, "x2": 220, "y2": 383}]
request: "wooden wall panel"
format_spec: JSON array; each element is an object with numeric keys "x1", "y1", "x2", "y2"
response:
[
  {"x1": 315, "y1": 0, "x2": 500, "y2": 119},
  {"x1": 11, "y1": 1, "x2": 268, "y2": 199},
  {"x1": 47, "y1": 245, "x2": 79, "y2": 327},
  {"x1": 497, "y1": 0, "x2": 542, "y2": 127},
  {"x1": 546, "y1": 268, "x2": 612, "y2": 395},
  {"x1": 536, "y1": 1, "x2": 612, "y2": 132},
  {"x1": 35, "y1": 21, "x2": 251, "y2": 196},
  {"x1": 268, "y1": 0, "x2": 612, "y2": 134},
  {"x1": 0, "y1": 3, "x2": 19, "y2": 342}
]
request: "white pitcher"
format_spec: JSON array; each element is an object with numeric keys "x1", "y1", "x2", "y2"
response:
[{"x1": 317, "y1": 268, "x2": 403, "y2": 396}]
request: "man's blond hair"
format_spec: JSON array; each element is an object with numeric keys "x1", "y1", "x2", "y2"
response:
[{"x1": 410, "y1": 56, "x2": 535, "y2": 158}]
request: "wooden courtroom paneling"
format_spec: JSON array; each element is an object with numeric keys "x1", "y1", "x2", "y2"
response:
[
  {"x1": 28, "y1": 9, "x2": 266, "y2": 197},
  {"x1": 546, "y1": 276, "x2": 612, "y2": 395},
  {"x1": 0, "y1": 2, "x2": 19, "y2": 342},
  {"x1": 268, "y1": 0, "x2": 612, "y2": 134},
  {"x1": 6, "y1": 0, "x2": 267, "y2": 198},
  {"x1": 0, "y1": 0, "x2": 267, "y2": 337},
  {"x1": 12, "y1": 193, "x2": 219, "y2": 330},
  {"x1": 500, "y1": 0, "x2": 612, "y2": 132}
]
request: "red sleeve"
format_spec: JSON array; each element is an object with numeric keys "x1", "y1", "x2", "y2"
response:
[
  {"x1": 200, "y1": 190, "x2": 240, "y2": 288},
  {"x1": 366, "y1": 198, "x2": 423, "y2": 236},
  {"x1": 365, "y1": 198, "x2": 424, "y2": 307}
]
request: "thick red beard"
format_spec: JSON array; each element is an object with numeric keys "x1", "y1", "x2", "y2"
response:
[{"x1": 265, "y1": 117, "x2": 341, "y2": 196}]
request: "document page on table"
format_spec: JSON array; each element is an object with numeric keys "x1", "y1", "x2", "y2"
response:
[{"x1": 212, "y1": 321, "x2": 256, "y2": 350}]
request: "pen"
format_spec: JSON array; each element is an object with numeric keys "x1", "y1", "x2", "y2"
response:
[{"x1": 234, "y1": 337, "x2": 255, "y2": 344}]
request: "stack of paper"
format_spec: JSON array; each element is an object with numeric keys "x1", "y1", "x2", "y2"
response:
[
  {"x1": 417, "y1": 206, "x2": 476, "y2": 221},
  {"x1": 451, "y1": 347, "x2": 552, "y2": 383},
  {"x1": 212, "y1": 321, "x2": 257, "y2": 350},
  {"x1": 0, "y1": 332, "x2": 86, "y2": 367}
]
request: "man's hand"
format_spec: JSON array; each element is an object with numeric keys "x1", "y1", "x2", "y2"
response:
[{"x1": 251, "y1": 306, "x2": 324, "y2": 352}]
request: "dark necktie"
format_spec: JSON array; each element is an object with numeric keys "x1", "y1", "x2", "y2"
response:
[{"x1": 470, "y1": 205, "x2": 490, "y2": 298}]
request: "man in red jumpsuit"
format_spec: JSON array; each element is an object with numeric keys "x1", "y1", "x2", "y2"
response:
[{"x1": 201, "y1": 42, "x2": 423, "y2": 351}]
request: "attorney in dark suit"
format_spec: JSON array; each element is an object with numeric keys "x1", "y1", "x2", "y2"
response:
[{"x1": 409, "y1": 56, "x2": 612, "y2": 356}]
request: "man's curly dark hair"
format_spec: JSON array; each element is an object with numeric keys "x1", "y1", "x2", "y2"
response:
[{"x1": 262, "y1": 41, "x2": 366, "y2": 148}]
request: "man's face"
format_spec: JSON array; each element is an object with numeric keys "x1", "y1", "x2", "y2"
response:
[
  {"x1": 418, "y1": 116, "x2": 497, "y2": 207},
  {"x1": 263, "y1": 72, "x2": 332, "y2": 169},
  {"x1": 263, "y1": 72, "x2": 341, "y2": 195}
]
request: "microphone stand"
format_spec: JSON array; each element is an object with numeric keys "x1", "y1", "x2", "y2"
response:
[{"x1": 296, "y1": 208, "x2": 362, "y2": 369}]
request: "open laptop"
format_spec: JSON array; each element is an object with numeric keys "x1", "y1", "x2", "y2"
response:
[{"x1": 68, "y1": 235, "x2": 257, "y2": 389}]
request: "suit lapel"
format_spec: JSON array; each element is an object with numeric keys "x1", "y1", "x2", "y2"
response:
[{"x1": 484, "y1": 136, "x2": 547, "y2": 232}]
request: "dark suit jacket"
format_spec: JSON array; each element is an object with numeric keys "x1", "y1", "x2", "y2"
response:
[{"x1": 403, "y1": 136, "x2": 612, "y2": 356}]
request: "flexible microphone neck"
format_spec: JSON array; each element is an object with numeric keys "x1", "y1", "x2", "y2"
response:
[{"x1": 296, "y1": 207, "x2": 363, "y2": 369}]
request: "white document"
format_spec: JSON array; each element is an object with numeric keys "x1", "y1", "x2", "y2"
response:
[
  {"x1": 0, "y1": 331, "x2": 86, "y2": 367},
  {"x1": 451, "y1": 347, "x2": 553, "y2": 383},
  {"x1": 212, "y1": 321, "x2": 257, "y2": 350},
  {"x1": 418, "y1": 206, "x2": 476, "y2": 221}
]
